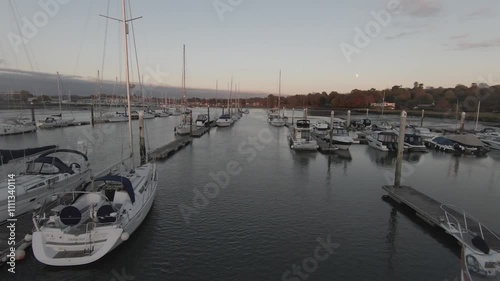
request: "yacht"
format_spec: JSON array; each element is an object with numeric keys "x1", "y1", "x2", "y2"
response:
[
  {"x1": 424, "y1": 136, "x2": 456, "y2": 152},
  {"x1": 481, "y1": 137, "x2": 500, "y2": 150},
  {"x1": 324, "y1": 126, "x2": 354, "y2": 150},
  {"x1": 195, "y1": 114, "x2": 209, "y2": 127},
  {"x1": 0, "y1": 149, "x2": 90, "y2": 224},
  {"x1": 403, "y1": 134, "x2": 428, "y2": 152},
  {"x1": 216, "y1": 114, "x2": 233, "y2": 127},
  {"x1": 439, "y1": 205, "x2": 500, "y2": 281},
  {"x1": 366, "y1": 130, "x2": 399, "y2": 152},
  {"x1": 32, "y1": 0, "x2": 158, "y2": 265},
  {"x1": 0, "y1": 122, "x2": 37, "y2": 136},
  {"x1": 312, "y1": 120, "x2": 330, "y2": 136},
  {"x1": 38, "y1": 114, "x2": 74, "y2": 129},
  {"x1": 288, "y1": 120, "x2": 318, "y2": 151},
  {"x1": 107, "y1": 112, "x2": 129, "y2": 123}
]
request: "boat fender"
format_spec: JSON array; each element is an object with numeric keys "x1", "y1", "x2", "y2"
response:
[
  {"x1": 24, "y1": 234, "x2": 32, "y2": 242},
  {"x1": 121, "y1": 232, "x2": 129, "y2": 241},
  {"x1": 472, "y1": 236, "x2": 490, "y2": 254}
]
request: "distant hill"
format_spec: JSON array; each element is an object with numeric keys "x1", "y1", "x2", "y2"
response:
[{"x1": 0, "y1": 68, "x2": 267, "y2": 99}]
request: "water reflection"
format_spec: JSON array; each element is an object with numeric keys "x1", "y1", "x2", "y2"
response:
[
  {"x1": 367, "y1": 149, "x2": 397, "y2": 167},
  {"x1": 385, "y1": 207, "x2": 398, "y2": 271},
  {"x1": 366, "y1": 148, "x2": 424, "y2": 167}
]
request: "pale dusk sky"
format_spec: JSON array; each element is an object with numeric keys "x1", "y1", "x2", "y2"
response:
[{"x1": 0, "y1": 0, "x2": 499, "y2": 95}]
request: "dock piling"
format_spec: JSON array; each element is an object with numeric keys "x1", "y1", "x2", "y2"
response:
[
  {"x1": 329, "y1": 111, "x2": 334, "y2": 148},
  {"x1": 30, "y1": 103, "x2": 35, "y2": 124},
  {"x1": 190, "y1": 110, "x2": 193, "y2": 136},
  {"x1": 292, "y1": 108, "x2": 294, "y2": 125},
  {"x1": 346, "y1": 110, "x2": 351, "y2": 130},
  {"x1": 139, "y1": 111, "x2": 146, "y2": 165},
  {"x1": 460, "y1": 112, "x2": 466, "y2": 133},
  {"x1": 394, "y1": 111, "x2": 407, "y2": 188},
  {"x1": 91, "y1": 104, "x2": 95, "y2": 126},
  {"x1": 420, "y1": 109, "x2": 424, "y2": 127}
]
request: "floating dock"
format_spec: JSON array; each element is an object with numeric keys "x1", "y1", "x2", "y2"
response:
[
  {"x1": 382, "y1": 185, "x2": 500, "y2": 249},
  {"x1": 191, "y1": 127, "x2": 210, "y2": 137},
  {"x1": 148, "y1": 137, "x2": 192, "y2": 160},
  {"x1": 312, "y1": 134, "x2": 338, "y2": 153}
]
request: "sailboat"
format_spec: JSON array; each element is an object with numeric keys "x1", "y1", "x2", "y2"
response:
[
  {"x1": 175, "y1": 44, "x2": 192, "y2": 136},
  {"x1": 217, "y1": 80, "x2": 234, "y2": 127},
  {"x1": 32, "y1": 0, "x2": 158, "y2": 266},
  {"x1": 0, "y1": 149, "x2": 90, "y2": 224},
  {"x1": 38, "y1": 73, "x2": 75, "y2": 128},
  {"x1": 269, "y1": 70, "x2": 286, "y2": 127}
]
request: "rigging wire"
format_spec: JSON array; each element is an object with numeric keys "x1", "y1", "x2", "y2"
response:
[
  {"x1": 74, "y1": 0, "x2": 94, "y2": 75},
  {"x1": 127, "y1": 0, "x2": 143, "y2": 103},
  {"x1": 100, "y1": 0, "x2": 111, "y2": 82},
  {"x1": 8, "y1": 0, "x2": 34, "y2": 71}
]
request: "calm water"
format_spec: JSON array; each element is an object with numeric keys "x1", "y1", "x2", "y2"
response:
[{"x1": 1, "y1": 109, "x2": 499, "y2": 281}]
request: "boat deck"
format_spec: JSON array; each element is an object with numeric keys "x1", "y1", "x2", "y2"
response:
[
  {"x1": 383, "y1": 185, "x2": 500, "y2": 250},
  {"x1": 148, "y1": 137, "x2": 192, "y2": 160}
]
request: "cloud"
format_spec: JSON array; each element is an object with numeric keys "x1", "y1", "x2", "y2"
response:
[
  {"x1": 385, "y1": 30, "x2": 420, "y2": 40},
  {"x1": 446, "y1": 38, "x2": 500, "y2": 50},
  {"x1": 459, "y1": 7, "x2": 495, "y2": 22},
  {"x1": 449, "y1": 34, "x2": 469, "y2": 40},
  {"x1": 399, "y1": 0, "x2": 443, "y2": 18}
]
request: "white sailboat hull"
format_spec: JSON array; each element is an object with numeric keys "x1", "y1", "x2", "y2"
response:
[
  {"x1": 32, "y1": 164, "x2": 157, "y2": 266},
  {"x1": 0, "y1": 124, "x2": 37, "y2": 136}
]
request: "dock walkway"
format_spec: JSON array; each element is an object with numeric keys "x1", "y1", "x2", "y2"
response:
[
  {"x1": 383, "y1": 185, "x2": 500, "y2": 250},
  {"x1": 148, "y1": 137, "x2": 192, "y2": 160}
]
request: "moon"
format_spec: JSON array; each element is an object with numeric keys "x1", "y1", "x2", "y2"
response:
[{"x1": 355, "y1": 73, "x2": 359, "y2": 78}]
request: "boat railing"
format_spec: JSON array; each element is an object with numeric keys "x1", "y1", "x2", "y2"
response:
[
  {"x1": 33, "y1": 191, "x2": 125, "y2": 232},
  {"x1": 441, "y1": 204, "x2": 500, "y2": 247}
]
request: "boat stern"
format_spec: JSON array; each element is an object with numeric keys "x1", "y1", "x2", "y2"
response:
[{"x1": 32, "y1": 227, "x2": 124, "y2": 266}]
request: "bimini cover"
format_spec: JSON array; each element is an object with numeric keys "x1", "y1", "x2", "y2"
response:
[
  {"x1": 96, "y1": 175, "x2": 135, "y2": 204},
  {"x1": 433, "y1": 137, "x2": 454, "y2": 146},
  {"x1": 34, "y1": 156, "x2": 74, "y2": 174},
  {"x1": 448, "y1": 135, "x2": 484, "y2": 147},
  {"x1": 0, "y1": 145, "x2": 57, "y2": 166}
]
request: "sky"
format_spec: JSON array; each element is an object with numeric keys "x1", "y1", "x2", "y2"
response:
[{"x1": 0, "y1": 0, "x2": 499, "y2": 97}]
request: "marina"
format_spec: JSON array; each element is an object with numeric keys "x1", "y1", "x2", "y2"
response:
[
  {"x1": 0, "y1": 0, "x2": 499, "y2": 279},
  {"x1": 0, "y1": 108, "x2": 499, "y2": 280}
]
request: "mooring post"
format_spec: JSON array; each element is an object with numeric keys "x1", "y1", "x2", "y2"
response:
[
  {"x1": 90, "y1": 104, "x2": 95, "y2": 126},
  {"x1": 475, "y1": 101, "x2": 481, "y2": 131},
  {"x1": 292, "y1": 108, "x2": 294, "y2": 125},
  {"x1": 394, "y1": 110, "x2": 407, "y2": 188},
  {"x1": 346, "y1": 110, "x2": 351, "y2": 130},
  {"x1": 366, "y1": 108, "x2": 369, "y2": 118},
  {"x1": 190, "y1": 110, "x2": 193, "y2": 136},
  {"x1": 207, "y1": 104, "x2": 210, "y2": 123},
  {"x1": 30, "y1": 103, "x2": 35, "y2": 125},
  {"x1": 139, "y1": 111, "x2": 146, "y2": 165},
  {"x1": 460, "y1": 112, "x2": 466, "y2": 134},
  {"x1": 329, "y1": 111, "x2": 334, "y2": 148},
  {"x1": 420, "y1": 109, "x2": 424, "y2": 127}
]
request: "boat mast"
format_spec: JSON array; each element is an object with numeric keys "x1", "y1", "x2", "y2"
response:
[
  {"x1": 278, "y1": 70, "x2": 281, "y2": 112},
  {"x1": 56, "y1": 72, "x2": 62, "y2": 114},
  {"x1": 121, "y1": 0, "x2": 134, "y2": 167},
  {"x1": 183, "y1": 44, "x2": 186, "y2": 107}
]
